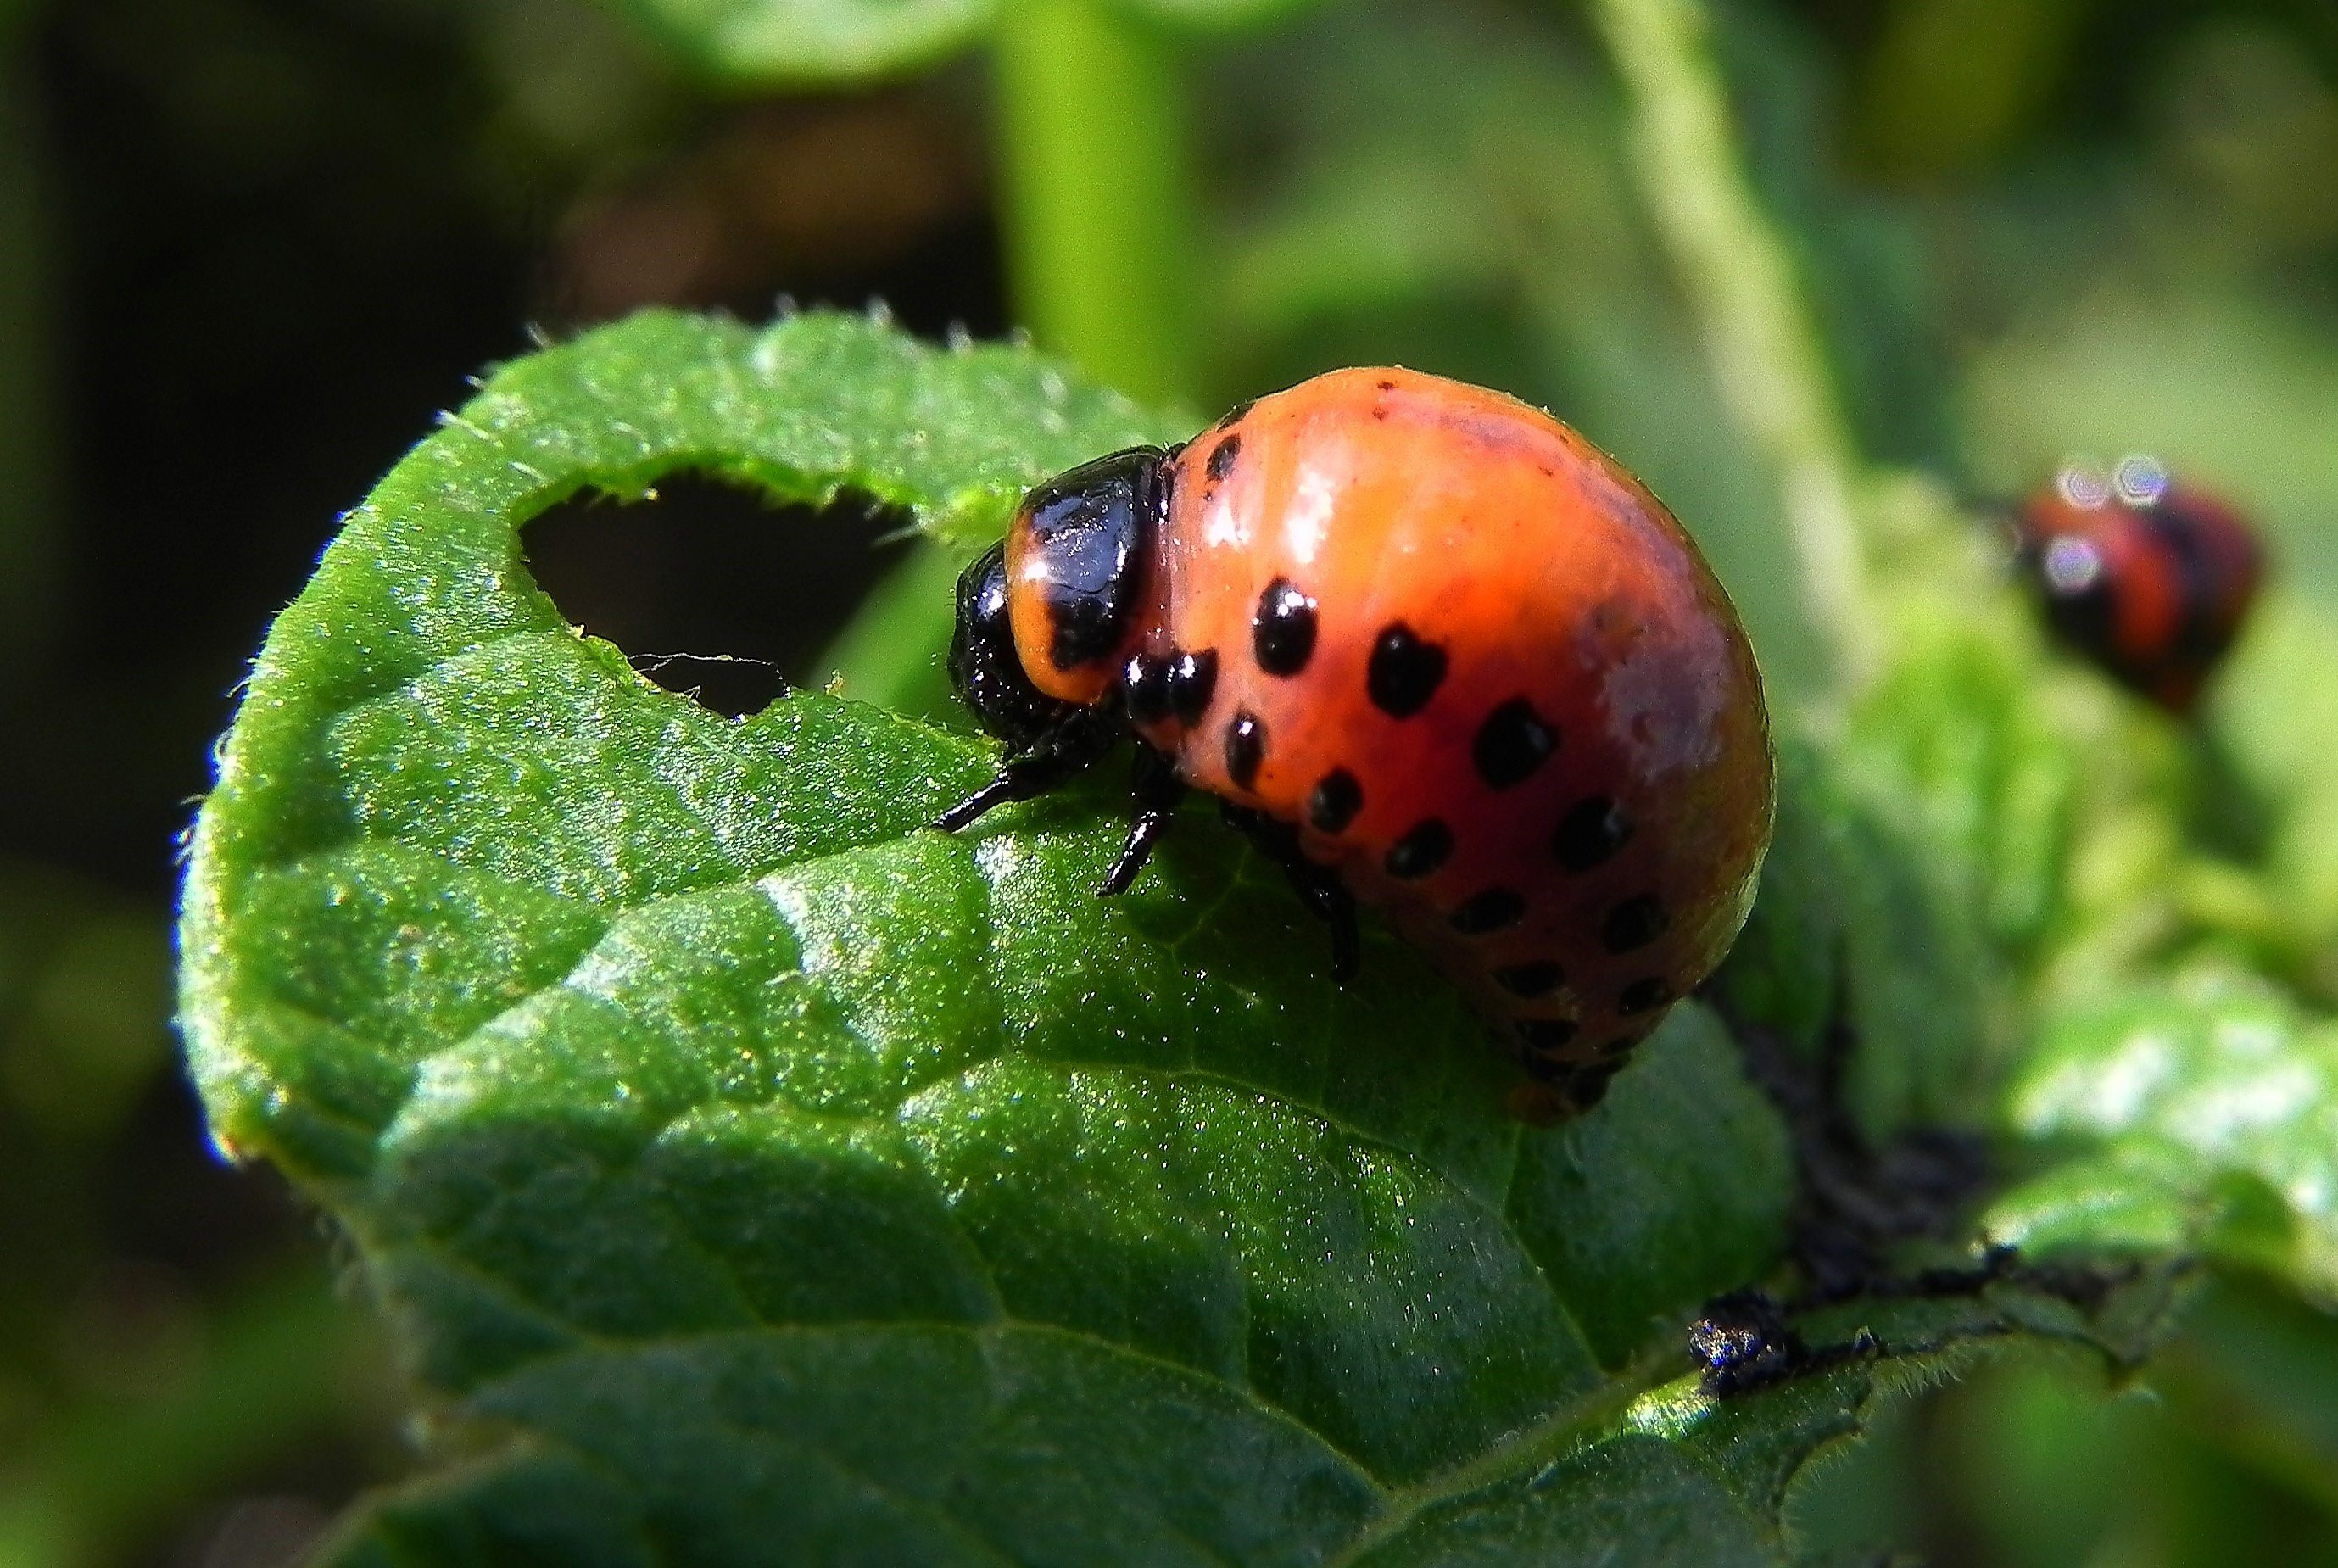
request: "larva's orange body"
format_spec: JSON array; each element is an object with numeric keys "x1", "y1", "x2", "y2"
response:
[{"x1": 946, "y1": 368, "x2": 1774, "y2": 1121}]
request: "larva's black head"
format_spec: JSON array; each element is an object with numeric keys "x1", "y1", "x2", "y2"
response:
[
  {"x1": 949, "y1": 446, "x2": 1172, "y2": 745},
  {"x1": 948, "y1": 541, "x2": 1081, "y2": 752},
  {"x1": 1012, "y1": 447, "x2": 1171, "y2": 679}
]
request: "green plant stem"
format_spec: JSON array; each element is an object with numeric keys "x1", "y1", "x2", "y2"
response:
[
  {"x1": 991, "y1": 0, "x2": 1198, "y2": 408},
  {"x1": 1586, "y1": 0, "x2": 1878, "y2": 691}
]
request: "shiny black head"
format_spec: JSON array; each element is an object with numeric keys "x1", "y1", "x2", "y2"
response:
[
  {"x1": 948, "y1": 541, "x2": 1080, "y2": 752},
  {"x1": 1014, "y1": 447, "x2": 1170, "y2": 676},
  {"x1": 948, "y1": 446, "x2": 1170, "y2": 749}
]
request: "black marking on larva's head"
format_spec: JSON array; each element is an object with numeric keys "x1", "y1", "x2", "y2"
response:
[
  {"x1": 1207, "y1": 434, "x2": 1242, "y2": 483},
  {"x1": 1225, "y1": 710, "x2": 1266, "y2": 790},
  {"x1": 1495, "y1": 960, "x2": 1565, "y2": 998},
  {"x1": 1449, "y1": 888, "x2": 1526, "y2": 935},
  {"x1": 1214, "y1": 399, "x2": 1253, "y2": 431},
  {"x1": 1473, "y1": 698, "x2": 1558, "y2": 790},
  {"x1": 1602, "y1": 895, "x2": 1669, "y2": 954},
  {"x1": 1308, "y1": 768, "x2": 1363, "y2": 834},
  {"x1": 1168, "y1": 648, "x2": 1218, "y2": 723},
  {"x1": 1122, "y1": 651, "x2": 1173, "y2": 726},
  {"x1": 1014, "y1": 446, "x2": 1169, "y2": 672},
  {"x1": 1553, "y1": 796, "x2": 1632, "y2": 872},
  {"x1": 950, "y1": 542, "x2": 1084, "y2": 751},
  {"x1": 1517, "y1": 1018, "x2": 1577, "y2": 1052},
  {"x1": 1253, "y1": 578, "x2": 1319, "y2": 677},
  {"x1": 1616, "y1": 977, "x2": 1670, "y2": 1016},
  {"x1": 1367, "y1": 623, "x2": 1448, "y2": 717},
  {"x1": 1384, "y1": 818, "x2": 1454, "y2": 879}
]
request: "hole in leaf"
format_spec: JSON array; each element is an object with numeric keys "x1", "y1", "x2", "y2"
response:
[{"x1": 524, "y1": 476, "x2": 913, "y2": 718}]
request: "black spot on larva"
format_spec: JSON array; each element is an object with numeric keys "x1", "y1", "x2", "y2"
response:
[
  {"x1": 1122, "y1": 652, "x2": 1172, "y2": 725},
  {"x1": 1253, "y1": 578, "x2": 1319, "y2": 677},
  {"x1": 1214, "y1": 399, "x2": 1253, "y2": 431},
  {"x1": 1495, "y1": 960, "x2": 1566, "y2": 997},
  {"x1": 1616, "y1": 978, "x2": 1670, "y2": 1015},
  {"x1": 1225, "y1": 710, "x2": 1265, "y2": 790},
  {"x1": 1517, "y1": 1018, "x2": 1577, "y2": 1052},
  {"x1": 1308, "y1": 768, "x2": 1364, "y2": 834},
  {"x1": 1449, "y1": 888, "x2": 1526, "y2": 935},
  {"x1": 1383, "y1": 818, "x2": 1454, "y2": 879},
  {"x1": 1522, "y1": 1053, "x2": 1571, "y2": 1085},
  {"x1": 1473, "y1": 697, "x2": 1557, "y2": 789},
  {"x1": 1367, "y1": 624, "x2": 1447, "y2": 717},
  {"x1": 1168, "y1": 649, "x2": 1218, "y2": 723},
  {"x1": 1602, "y1": 895, "x2": 1669, "y2": 954},
  {"x1": 1375, "y1": 378, "x2": 1397, "y2": 391},
  {"x1": 1207, "y1": 434, "x2": 1242, "y2": 483},
  {"x1": 1553, "y1": 796, "x2": 1633, "y2": 872}
]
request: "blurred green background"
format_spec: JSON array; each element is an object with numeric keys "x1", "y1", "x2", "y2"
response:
[{"x1": 2, "y1": 0, "x2": 2335, "y2": 1561}]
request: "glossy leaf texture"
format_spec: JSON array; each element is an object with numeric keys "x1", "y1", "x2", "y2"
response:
[
  {"x1": 600, "y1": 0, "x2": 1320, "y2": 85},
  {"x1": 1990, "y1": 971, "x2": 2338, "y2": 1298},
  {"x1": 181, "y1": 310, "x2": 2164, "y2": 1563}
]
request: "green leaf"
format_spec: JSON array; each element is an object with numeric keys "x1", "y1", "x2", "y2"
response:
[
  {"x1": 181, "y1": 309, "x2": 2150, "y2": 1560},
  {"x1": 2210, "y1": 594, "x2": 2338, "y2": 956},
  {"x1": 1712, "y1": 728, "x2": 1995, "y2": 1141},
  {"x1": 598, "y1": 0, "x2": 1317, "y2": 85},
  {"x1": 1989, "y1": 970, "x2": 2338, "y2": 1298},
  {"x1": 1840, "y1": 593, "x2": 2083, "y2": 967}
]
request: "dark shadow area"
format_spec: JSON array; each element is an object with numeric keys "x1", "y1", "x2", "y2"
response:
[
  {"x1": 523, "y1": 477, "x2": 916, "y2": 717},
  {"x1": 13, "y1": 2, "x2": 1007, "y2": 1556}
]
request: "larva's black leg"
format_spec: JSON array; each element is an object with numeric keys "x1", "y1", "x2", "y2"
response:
[
  {"x1": 934, "y1": 769, "x2": 1041, "y2": 833},
  {"x1": 1220, "y1": 801, "x2": 1362, "y2": 982},
  {"x1": 1098, "y1": 810, "x2": 1175, "y2": 896},
  {"x1": 1096, "y1": 744, "x2": 1186, "y2": 896},
  {"x1": 934, "y1": 710, "x2": 1120, "y2": 834}
]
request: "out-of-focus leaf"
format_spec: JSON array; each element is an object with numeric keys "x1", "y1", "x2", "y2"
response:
[
  {"x1": 597, "y1": 0, "x2": 1321, "y2": 86},
  {"x1": 2160, "y1": 1274, "x2": 2338, "y2": 1515},
  {"x1": 1921, "y1": 1276, "x2": 2338, "y2": 1568},
  {"x1": 1990, "y1": 972, "x2": 2338, "y2": 1298},
  {"x1": 0, "y1": 1266, "x2": 391, "y2": 1568},
  {"x1": 0, "y1": 862, "x2": 170, "y2": 1141},
  {"x1": 2211, "y1": 595, "x2": 2338, "y2": 969},
  {"x1": 1842, "y1": 593, "x2": 2082, "y2": 965},
  {"x1": 1714, "y1": 728, "x2": 1995, "y2": 1140},
  {"x1": 600, "y1": 0, "x2": 990, "y2": 84}
]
